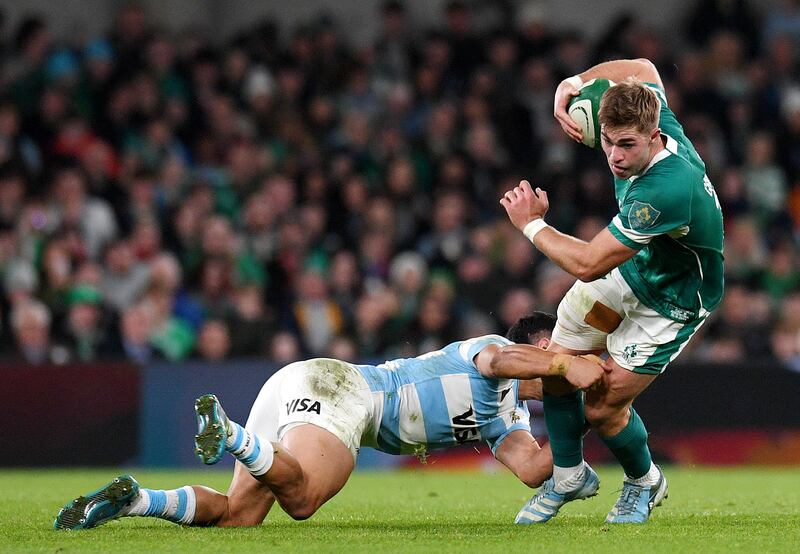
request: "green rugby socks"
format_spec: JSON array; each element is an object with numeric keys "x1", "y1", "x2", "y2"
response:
[
  {"x1": 601, "y1": 407, "x2": 652, "y2": 480},
  {"x1": 543, "y1": 391, "x2": 586, "y2": 468}
]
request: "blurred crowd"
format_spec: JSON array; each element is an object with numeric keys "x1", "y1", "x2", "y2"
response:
[{"x1": 0, "y1": 0, "x2": 799, "y2": 370}]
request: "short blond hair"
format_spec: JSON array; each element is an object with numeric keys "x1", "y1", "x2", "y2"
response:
[{"x1": 598, "y1": 79, "x2": 660, "y2": 134}]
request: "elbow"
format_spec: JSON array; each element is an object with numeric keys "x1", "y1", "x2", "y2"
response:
[
  {"x1": 574, "y1": 262, "x2": 605, "y2": 283},
  {"x1": 487, "y1": 353, "x2": 504, "y2": 377},
  {"x1": 633, "y1": 58, "x2": 657, "y2": 74},
  {"x1": 577, "y1": 270, "x2": 605, "y2": 283}
]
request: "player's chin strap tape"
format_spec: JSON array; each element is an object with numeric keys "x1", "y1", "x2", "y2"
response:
[{"x1": 523, "y1": 218, "x2": 550, "y2": 243}]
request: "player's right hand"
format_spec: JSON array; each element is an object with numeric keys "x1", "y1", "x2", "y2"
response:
[
  {"x1": 499, "y1": 180, "x2": 549, "y2": 231},
  {"x1": 553, "y1": 79, "x2": 583, "y2": 143},
  {"x1": 564, "y1": 355, "x2": 604, "y2": 390}
]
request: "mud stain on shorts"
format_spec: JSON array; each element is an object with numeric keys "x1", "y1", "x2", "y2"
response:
[{"x1": 306, "y1": 358, "x2": 357, "y2": 400}]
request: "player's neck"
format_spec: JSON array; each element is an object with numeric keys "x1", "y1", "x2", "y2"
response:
[{"x1": 643, "y1": 135, "x2": 667, "y2": 169}]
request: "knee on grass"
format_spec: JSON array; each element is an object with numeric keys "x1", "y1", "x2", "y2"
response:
[
  {"x1": 278, "y1": 492, "x2": 327, "y2": 521},
  {"x1": 283, "y1": 499, "x2": 321, "y2": 521}
]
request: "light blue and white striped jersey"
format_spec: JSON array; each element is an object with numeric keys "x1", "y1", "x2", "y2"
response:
[{"x1": 355, "y1": 334, "x2": 530, "y2": 456}]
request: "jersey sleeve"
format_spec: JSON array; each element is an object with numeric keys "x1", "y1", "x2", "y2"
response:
[
  {"x1": 608, "y1": 169, "x2": 692, "y2": 249},
  {"x1": 457, "y1": 334, "x2": 513, "y2": 366}
]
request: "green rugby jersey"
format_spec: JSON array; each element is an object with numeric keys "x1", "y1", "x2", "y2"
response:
[{"x1": 606, "y1": 84, "x2": 724, "y2": 322}]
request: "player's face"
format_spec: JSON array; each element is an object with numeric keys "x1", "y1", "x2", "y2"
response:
[{"x1": 600, "y1": 126, "x2": 659, "y2": 179}]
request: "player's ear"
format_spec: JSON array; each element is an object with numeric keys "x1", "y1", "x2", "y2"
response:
[
  {"x1": 650, "y1": 128, "x2": 661, "y2": 143},
  {"x1": 535, "y1": 337, "x2": 550, "y2": 349}
]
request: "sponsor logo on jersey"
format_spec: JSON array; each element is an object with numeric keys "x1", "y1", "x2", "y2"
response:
[
  {"x1": 452, "y1": 406, "x2": 479, "y2": 444},
  {"x1": 286, "y1": 398, "x2": 321, "y2": 415},
  {"x1": 629, "y1": 201, "x2": 661, "y2": 230}
]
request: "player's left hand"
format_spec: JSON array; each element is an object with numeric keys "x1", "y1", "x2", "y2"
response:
[{"x1": 499, "y1": 180, "x2": 549, "y2": 231}]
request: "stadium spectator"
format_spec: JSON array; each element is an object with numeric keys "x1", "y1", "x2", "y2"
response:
[
  {"x1": 328, "y1": 250, "x2": 362, "y2": 328},
  {"x1": 374, "y1": 1, "x2": 414, "y2": 87},
  {"x1": 8, "y1": 300, "x2": 63, "y2": 365},
  {"x1": 227, "y1": 284, "x2": 273, "y2": 357},
  {"x1": 60, "y1": 284, "x2": 118, "y2": 362},
  {"x1": 351, "y1": 291, "x2": 393, "y2": 358},
  {"x1": 195, "y1": 319, "x2": 232, "y2": 361},
  {"x1": 291, "y1": 267, "x2": 344, "y2": 356},
  {"x1": 100, "y1": 238, "x2": 150, "y2": 314},
  {"x1": 769, "y1": 322, "x2": 800, "y2": 372},
  {"x1": 119, "y1": 303, "x2": 155, "y2": 365},
  {"x1": 270, "y1": 331, "x2": 301, "y2": 363}
]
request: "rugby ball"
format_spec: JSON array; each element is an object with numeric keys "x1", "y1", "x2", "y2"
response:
[{"x1": 567, "y1": 78, "x2": 615, "y2": 149}]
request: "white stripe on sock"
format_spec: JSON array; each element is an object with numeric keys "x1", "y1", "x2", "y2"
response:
[{"x1": 227, "y1": 422, "x2": 275, "y2": 476}]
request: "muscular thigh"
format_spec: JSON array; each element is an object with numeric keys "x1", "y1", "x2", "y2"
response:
[
  {"x1": 586, "y1": 358, "x2": 657, "y2": 410},
  {"x1": 280, "y1": 424, "x2": 356, "y2": 506},
  {"x1": 552, "y1": 271, "x2": 624, "y2": 353},
  {"x1": 583, "y1": 358, "x2": 657, "y2": 436}
]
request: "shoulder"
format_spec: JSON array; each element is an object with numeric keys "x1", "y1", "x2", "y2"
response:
[
  {"x1": 616, "y1": 158, "x2": 697, "y2": 231},
  {"x1": 629, "y1": 168, "x2": 692, "y2": 215},
  {"x1": 644, "y1": 153, "x2": 696, "y2": 189},
  {"x1": 455, "y1": 334, "x2": 512, "y2": 364}
]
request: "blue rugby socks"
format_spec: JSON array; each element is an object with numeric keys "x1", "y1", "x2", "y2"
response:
[
  {"x1": 225, "y1": 420, "x2": 274, "y2": 476},
  {"x1": 123, "y1": 486, "x2": 196, "y2": 524}
]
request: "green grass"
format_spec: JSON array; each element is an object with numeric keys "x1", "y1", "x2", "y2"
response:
[{"x1": 2, "y1": 466, "x2": 800, "y2": 553}]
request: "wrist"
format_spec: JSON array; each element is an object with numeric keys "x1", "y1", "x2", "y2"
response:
[
  {"x1": 522, "y1": 218, "x2": 549, "y2": 242},
  {"x1": 564, "y1": 75, "x2": 584, "y2": 89},
  {"x1": 548, "y1": 354, "x2": 575, "y2": 377}
]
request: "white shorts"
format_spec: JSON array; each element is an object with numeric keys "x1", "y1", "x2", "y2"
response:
[
  {"x1": 552, "y1": 268, "x2": 708, "y2": 374},
  {"x1": 244, "y1": 358, "x2": 374, "y2": 460}
]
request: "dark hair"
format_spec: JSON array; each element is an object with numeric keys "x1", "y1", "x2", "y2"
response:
[{"x1": 505, "y1": 312, "x2": 556, "y2": 344}]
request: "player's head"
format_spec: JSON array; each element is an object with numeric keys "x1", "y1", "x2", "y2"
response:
[
  {"x1": 598, "y1": 79, "x2": 661, "y2": 179},
  {"x1": 506, "y1": 312, "x2": 556, "y2": 349}
]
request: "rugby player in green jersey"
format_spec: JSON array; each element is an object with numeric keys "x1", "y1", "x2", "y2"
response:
[{"x1": 501, "y1": 58, "x2": 724, "y2": 524}]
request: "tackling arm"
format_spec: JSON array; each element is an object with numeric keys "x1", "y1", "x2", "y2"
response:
[{"x1": 474, "y1": 343, "x2": 604, "y2": 390}]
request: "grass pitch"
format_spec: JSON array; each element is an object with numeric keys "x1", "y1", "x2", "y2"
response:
[{"x1": 2, "y1": 466, "x2": 799, "y2": 553}]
